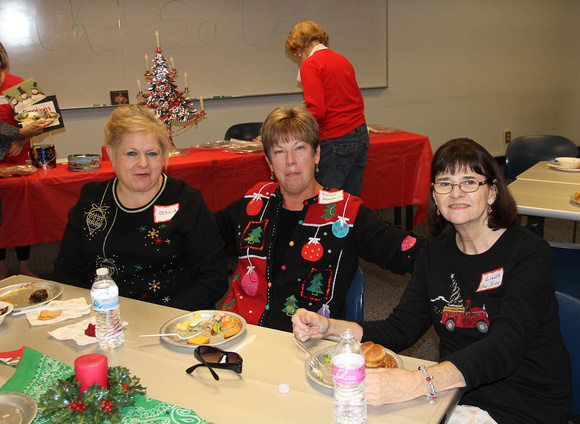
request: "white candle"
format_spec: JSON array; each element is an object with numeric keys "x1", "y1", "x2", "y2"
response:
[
  {"x1": 145, "y1": 54, "x2": 149, "y2": 72},
  {"x1": 155, "y1": 31, "x2": 160, "y2": 49},
  {"x1": 137, "y1": 79, "x2": 142, "y2": 93},
  {"x1": 170, "y1": 57, "x2": 175, "y2": 69},
  {"x1": 200, "y1": 95, "x2": 204, "y2": 112},
  {"x1": 184, "y1": 72, "x2": 188, "y2": 89}
]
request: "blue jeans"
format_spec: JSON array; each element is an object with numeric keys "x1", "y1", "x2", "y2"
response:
[{"x1": 317, "y1": 123, "x2": 369, "y2": 197}]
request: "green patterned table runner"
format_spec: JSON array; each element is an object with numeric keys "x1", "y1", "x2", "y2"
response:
[{"x1": 0, "y1": 347, "x2": 212, "y2": 423}]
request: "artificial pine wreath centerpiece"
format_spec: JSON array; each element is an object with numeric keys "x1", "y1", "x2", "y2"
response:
[{"x1": 38, "y1": 366, "x2": 145, "y2": 423}]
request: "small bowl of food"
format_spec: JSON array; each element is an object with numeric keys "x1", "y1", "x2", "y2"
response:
[
  {"x1": 0, "y1": 301, "x2": 14, "y2": 325},
  {"x1": 555, "y1": 157, "x2": 580, "y2": 169},
  {"x1": 68, "y1": 154, "x2": 101, "y2": 171}
]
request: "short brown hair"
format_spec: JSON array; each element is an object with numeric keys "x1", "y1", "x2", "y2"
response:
[
  {"x1": 285, "y1": 20, "x2": 329, "y2": 54},
  {"x1": 427, "y1": 138, "x2": 518, "y2": 237},
  {"x1": 261, "y1": 107, "x2": 319, "y2": 161},
  {"x1": 104, "y1": 105, "x2": 171, "y2": 164},
  {"x1": 0, "y1": 43, "x2": 9, "y2": 71}
]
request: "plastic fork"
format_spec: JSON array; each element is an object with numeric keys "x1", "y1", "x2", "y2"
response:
[{"x1": 139, "y1": 332, "x2": 200, "y2": 340}]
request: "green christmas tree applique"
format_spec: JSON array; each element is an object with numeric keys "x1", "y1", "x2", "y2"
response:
[
  {"x1": 307, "y1": 273, "x2": 324, "y2": 296},
  {"x1": 282, "y1": 295, "x2": 299, "y2": 316},
  {"x1": 321, "y1": 203, "x2": 337, "y2": 219},
  {"x1": 244, "y1": 227, "x2": 263, "y2": 244}
]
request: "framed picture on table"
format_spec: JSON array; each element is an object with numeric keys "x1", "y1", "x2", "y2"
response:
[
  {"x1": 14, "y1": 95, "x2": 65, "y2": 134},
  {"x1": 110, "y1": 90, "x2": 129, "y2": 105}
]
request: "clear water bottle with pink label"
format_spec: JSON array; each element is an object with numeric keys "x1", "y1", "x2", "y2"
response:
[{"x1": 332, "y1": 328, "x2": 367, "y2": 423}]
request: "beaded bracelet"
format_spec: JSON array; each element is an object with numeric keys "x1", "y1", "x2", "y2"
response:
[{"x1": 418, "y1": 366, "x2": 437, "y2": 404}]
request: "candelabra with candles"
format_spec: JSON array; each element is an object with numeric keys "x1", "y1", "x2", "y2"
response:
[{"x1": 137, "y1": 31, "x2": 205, "y2": 155}]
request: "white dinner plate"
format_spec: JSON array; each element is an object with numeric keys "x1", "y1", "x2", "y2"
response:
[
  {"x1": 158, "y1": 310, "x2": 247, "y2": 348},
  {"x1": 571, "y1": 194, "x2": 580, "y2": 206},
  {"x1": 0, "y1": 391, "x2": 38, "y2": 424},
  {"x1": 304, "y1": 347, "x2": 404, "y2": 389},
  {"x1": 546, "y1": 163, "x2": 580, "y2": 172},
  {"x1": 0, "y1": 281, "x2": 62, "y2": 311}
]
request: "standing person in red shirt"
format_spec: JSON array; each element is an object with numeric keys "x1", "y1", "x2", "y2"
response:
[
  {"x1": 0, "y1": 42, "x2": 36, "y2": 279},
  {"x1": 286, "y1": 20, "x2": 369, "y2": 197}
]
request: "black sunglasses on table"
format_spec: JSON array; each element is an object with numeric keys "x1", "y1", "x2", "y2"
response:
[{"x1": 186, "y1": 346, "x2": 243, "y2": 381}]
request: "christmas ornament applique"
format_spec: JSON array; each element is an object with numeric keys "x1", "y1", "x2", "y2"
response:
[
  {"x1": 282, "y1": 295, "x2": 299, "y2": 316},
  {"x1": 240, "y1": 220, "x2": 268, "y2": 250},
  {"x1": 246, "y1": 193, "x2": 264, "y2": 216},
  {"x1": 300, "y1": 269, "x2": 332, "y2": 302},
  {"x1": 241, "y1": 265, "x2": 259, "y2": 296},
  {"x1": 436, "y1": 273, "x2": 490, "y2": 333},
  {"x1": 332, "y1": 215, "x2": 350, "y2": 238},
  {"x1": 84, "y1": 203, "x2": 110, "y2": 236}
]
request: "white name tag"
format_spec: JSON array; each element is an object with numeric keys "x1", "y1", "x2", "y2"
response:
[
  {"x1": 154, "y1": 203, "x2": 179, "y2": 223},
  {"x1": 0, "y1": 96, "x2": 8, "y2": 105},
  {"x1": 318, "y1": 189, "x2": 344, "y2": 204},
  {"x1": 477, "y1": 268, "x2": 504, "y2": 292}
]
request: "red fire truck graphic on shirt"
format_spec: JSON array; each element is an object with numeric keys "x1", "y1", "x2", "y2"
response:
[{"x1": 441, "y1": 299, "x2": 489, "y2": 333}]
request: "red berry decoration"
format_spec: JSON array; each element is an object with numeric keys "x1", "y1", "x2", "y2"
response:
[{"x1": 301, "y1": 237, "x2": 323, "y2": 262}]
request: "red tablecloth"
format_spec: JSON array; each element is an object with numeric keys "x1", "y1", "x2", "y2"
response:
[{"x1": 0, "y1": 131, "x2": 431, "y2": 249}]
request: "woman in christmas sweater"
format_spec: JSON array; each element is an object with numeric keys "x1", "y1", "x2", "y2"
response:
[
  {"x1": 293, "y1": 138, "x2": 572, "y2": 423},
  {"x1": 285, "y1": 20, "x2": 369, "y2": 197},
  {"x1": 54, "y1": 105, "x2": 228, "y2": 310},
  {"x1": 215, "y1": 107, "x2": 423, "y2": 332}
]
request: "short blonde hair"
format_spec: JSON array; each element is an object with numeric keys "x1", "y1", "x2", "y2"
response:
[
  {"x1": 285, "y1": 20, "x2": 329, "y2": 54},
  {"x1": 261, "y1": 107, "x2": 319, "y2": 161},
  {"x1": 0, "y1": 43, "x2": 9, "y2": 71},
  {"x1": 104, "y1": 105, "x2": 170, "y2": 163}
]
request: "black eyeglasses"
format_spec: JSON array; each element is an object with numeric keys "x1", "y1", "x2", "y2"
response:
[
  {"x1": 432, "y1": 179, "x2": 489, "y2": 194},
  {"x1": 185, "y1": 346, "x2": 243, "y2": 381}
]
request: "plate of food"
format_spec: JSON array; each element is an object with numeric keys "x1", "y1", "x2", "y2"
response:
[
  {"x1": 15, "y1": 111, "x2": 60, "y2": 123},
  {"x1": 0, "y1": 281, "x2": 63, "y2": 311},
  {"x1": 571, "y1": 192, "x2": 580, "y2": 206},
  {"x1": 304, "y1": 341, "x2": 404, "y2": 389},
  {"x1": 0, "y1": 391, "x2": 37, "y2": 424},
  {"x1": 225, "y1": 144, "x2": 264, "y2": 154},
  {"x1": 159, "y1": 310, "x2": 247, "y2": 347}
]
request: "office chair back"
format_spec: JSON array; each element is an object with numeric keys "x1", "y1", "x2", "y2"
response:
[
  {"x1": 550, "y1": 242, "x2": 580, "y2": 299},
  {"x1": 224, "y1": 122, "x2": 263, "y2": 141},
  {"x1": 504, "y1": 135, "x2": 578, "y2": 179},
  {"x1": 556, "y1": 291, "x2": 580, "y2": 415},
  {"x1": 345, "y1": 267, "x2": 365, "y2": 321}
]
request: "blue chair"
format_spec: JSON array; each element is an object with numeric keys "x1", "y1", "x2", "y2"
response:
[
  {"x1": 550, "y1": 242, "x2": 580, "y2": 299},
  {"x1": 504, "y1": 135, "x2": 578, "y2": 180},
  {"x1": 346, "y1": 267, "x2": 365, "y2": 321},
  {"x1": 224, "y1": 122, "x2": 262, "y2": 141},
  {"x1": 555, "y1": 291, "x2": 580, "y2": 415}
]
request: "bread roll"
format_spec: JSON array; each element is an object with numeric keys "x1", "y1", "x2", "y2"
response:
[{"x1": 361, "y1": 341, "x2": 387, "y2": 367}]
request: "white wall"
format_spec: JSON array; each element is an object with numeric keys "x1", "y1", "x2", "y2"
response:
[{"x1": 38, "y1": 0, "x2": 580, "y2": 159}]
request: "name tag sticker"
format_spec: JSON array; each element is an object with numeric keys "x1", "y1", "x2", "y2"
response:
[
  {"x1": 154, "y1": 203, "x2": 179, "y2": 223},
  {"x1": 318, "y1": 189, "x2": 344, "y2": 204},
  {"x1": 0, "y1": 96, "x2": 8, "y2": 105},
  {"x1": 477, "y1": 268, "x2": 504, "y2": 292}
]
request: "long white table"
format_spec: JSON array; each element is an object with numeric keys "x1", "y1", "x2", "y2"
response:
[
  {"x1": 508, "y1": 161, "x2": 580, "y2": 221},
  {"x1": 0, "y1": 275, "x2": 461, "y2": 424}
]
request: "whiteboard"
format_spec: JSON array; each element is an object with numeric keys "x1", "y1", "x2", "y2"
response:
[{"x1": 0, "y1": 0, "x2": 387, "y2": 109}]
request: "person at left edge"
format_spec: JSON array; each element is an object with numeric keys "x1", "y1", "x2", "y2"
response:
[
  {"x1": 54, "y1": 105, "x2": 228, "y2": 310},
  {"x1": 215, "y1": 107, "x2": 423, "y2": 332}
]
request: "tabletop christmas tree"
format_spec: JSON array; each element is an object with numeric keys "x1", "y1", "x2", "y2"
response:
[{"x1": 137, "y1": 31, "x2": 205, "y2": 154}]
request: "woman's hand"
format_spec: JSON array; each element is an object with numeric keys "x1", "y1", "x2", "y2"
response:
[
  {"x1": 292, "y1": 308, "x2": 329, "y2": 341},
  {"x1": 365, "y1": 368, "x2": 423, "y2": 406}
]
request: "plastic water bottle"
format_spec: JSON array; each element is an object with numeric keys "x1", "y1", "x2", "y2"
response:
[
  {"x1": 91, "y1": 268, "x2": 124, "y2": 349},
  {"x1": 333, "y1": 329, "x2": 367, "y2": 424}
]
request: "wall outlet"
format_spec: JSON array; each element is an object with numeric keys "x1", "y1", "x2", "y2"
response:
[{"x1": 504, "y1": 130, "x2": 512, "y2": 144}]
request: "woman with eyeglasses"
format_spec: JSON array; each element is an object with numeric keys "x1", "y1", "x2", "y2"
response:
[{"x1": 293, "y1": 138, "x2": 572, "y2": 423}]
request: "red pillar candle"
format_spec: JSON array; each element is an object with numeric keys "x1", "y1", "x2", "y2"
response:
[{"x1": 74, "y1": 354, "x2": 109, "y2": 393}]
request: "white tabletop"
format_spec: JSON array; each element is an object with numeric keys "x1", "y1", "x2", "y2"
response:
[
  {"x1": 515, "y1": 161, "x2": 580, "y2": 185},
  {"x1": 0, "y1": 275, "x2": 461, "y2": 424},
  {"x1": 508, "y1": 179, "x2": 580, "y2": 220}
]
